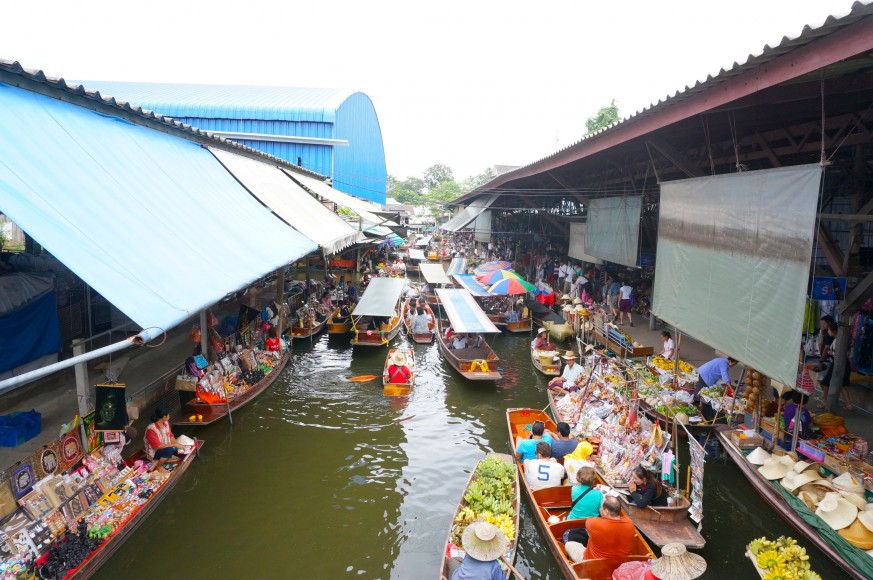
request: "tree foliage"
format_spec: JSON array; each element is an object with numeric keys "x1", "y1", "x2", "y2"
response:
[
  {"x1": 423, "y1": 163, "x2": 454, "y2": 190},
  {"x1": 388, "y1": 164, "x2": 494, "y2": 214},
  {"x1": 585, "y1": 99, "x2": 620, "y2": 135}
]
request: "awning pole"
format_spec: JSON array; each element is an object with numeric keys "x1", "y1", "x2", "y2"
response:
[{"x1": 73, "y1": 339, "x2": 91, "y2": 417}]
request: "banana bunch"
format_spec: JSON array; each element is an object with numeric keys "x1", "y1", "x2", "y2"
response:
[
  {"x1": 651, "y1": 355, "x2": 696, "y2": 374},
  {"x1": 483, "y1": 512, "x2": 516, "y2": 541},
  {"x1": 749, "y1": 537, "x2": 819, "y2": 580}
]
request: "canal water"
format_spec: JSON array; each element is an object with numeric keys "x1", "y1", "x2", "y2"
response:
[{"x1": 95, "y1": 332, "x2": 845, "y2": 579}]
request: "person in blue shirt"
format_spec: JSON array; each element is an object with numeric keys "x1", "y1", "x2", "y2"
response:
[
  {"x1": 567, "y1": 466, "x2": 604, "y2": 520},
  {"x1": 449, "y1": 522, "x2": 507, "y2": 580},
  {"x1": 515, "y1": 420, "x2": 553, "y2": 462},
  {"x1": 550, "y1": 422, "x2": 578, "y2": 461},
  {"x1": 694, "y1": 356, "x2": 737, "y2": 403}
]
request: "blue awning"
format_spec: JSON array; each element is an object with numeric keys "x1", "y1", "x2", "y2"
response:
[
  {"x1": 446, "y1": 257, "x2": 468, "y2": 276},
  {"x1": 452, "y1": 274, "x2": 491, "y2": 297},
  {"x1": 0, "y1": 84, "x2": 317, "y2": 331},
  {"x1": 436, "y1": 288, "x2": 500, "y2": 333}
]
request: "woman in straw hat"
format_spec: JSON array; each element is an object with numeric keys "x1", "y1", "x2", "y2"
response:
[
  {"x1": 646, "y1": 542, "x2": 707, "y2": 580},
  {"x1": 386, "y1": 351, "x2": 411, "y2": 384},
  {"x1": 447, "y1": 521, "x2": 507, "y2": 580}
]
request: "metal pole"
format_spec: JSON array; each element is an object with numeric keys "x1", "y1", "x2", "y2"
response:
[
  {"x1": 275, "y1": 266, "x2": 286, "y2": 336},
  {"x1": 73, "y1": 339, "x2": 91, "y2": 417},
  {"x1": 199, "y1": 310, "x2": 209, "y2": 360}
]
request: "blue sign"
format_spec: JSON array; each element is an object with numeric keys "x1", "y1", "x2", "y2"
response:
[{"x1": 812, "y1": 277, "x2": 846, "y2": 301}]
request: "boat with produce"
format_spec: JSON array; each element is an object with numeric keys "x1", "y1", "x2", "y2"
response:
[
  {"x1": 506, "y1": 409, "x2": 656, "y2": 579},
  {"x1": 383, "y1": 348, "x2": 415, "y2": 396},
  {"x1": 716, "y1": 426, "x2": 873, "y2": 579},
  {"x1": 53, "y1": 441, "x2": 202, "y2": 579},
  {"x1": 440, "y1": 453, "x2": 520, "y2": 580},
  {"x1": 175, "y1": 351, "x2": 290, "y2": 426},
  {"x1": 531, "y1": 340, "x2": 560, "y2": 376},
  {"x1": 402, "y1": 297, "x2": 435, "y2": 344},
  {"x1": 350, "y1": 277, "x2": 407, "y2": 347},
  {"x1": 288, "y1": 301, "x2": 329, "y2": 339},
  {"x1": 435, "y1": 288, "x2": 503, "y2": 381},
  {"x1": 326, "y1": 306, "x2": 352, "y2": 337},
  {"x1": 746, "y1": 536, "x2": 824, "y2": 580}
]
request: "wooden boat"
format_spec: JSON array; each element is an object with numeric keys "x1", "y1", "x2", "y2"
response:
[
  {"x1": 65, "y1": 442, "x2": 201, "y2": 578},
  {"x1": 716, "y1": 426, "x2": 871, "y2": 579},
  {"x1": 175, "y1": 351, "x2": 290, "y2": 426},
  {"x1": 436, "y1": 319, "x2": 502, "y2": 381},
  {"x1": 326, "y1": 307, "x2": 352, "y2": 336},
  {"x1": 506, "y1": 409, "x2": 656, "y2": 579},
  {"x1": 532, "y1": 340, "x2": 561, "y2": 376},
  {"x1": 427, "y1": 250, "x2": 439, "y2": 261},
  {"x1": 383, "y1": 348, "x2": 415, "y2": 396},
  {"x1": 350, "y1": 277, "x2": 407, "y2": 347},
  {"x1": 289, "y1": 315, "x2": 328, "y2": 339},
  {"x1": 439, "y1": 453, "x2": 520, "y2": 580},
  {"x1": 638, "y1": 400, "x2": 717, "y2": 438},
  {"x1": 545, "y1": 391, "x2": 706, "y2": 548},
  {"x1": 505, "y1": 317, "x2": 533, "y2": 333},
  {"x1": 402, "y1": 297, "x2": 435, "y2": 343}
]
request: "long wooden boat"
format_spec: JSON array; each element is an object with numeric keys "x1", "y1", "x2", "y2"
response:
[
  {"x1": 350, "y1": 277, "x2": 406, "y2": 347},
  {"x1": 402, "y1": 298, "x2": 435, "y2": 343},
  {"x1": 506, "y1": 409, "x2": 656, "y2": 579},
  {"x1": 383, "y1": 348, "x2": 415, "y2": 396},
  {"x1": 638, "y1": 400, "x2": 717, "y2": 438},
  {"x1": 532, "y1": 340, "x2": 561, "y2": 376},
  {"x1": 422, "y1": 288, "x2": 441, "y2": 306},
  {"x1": 66, "y1": 442, "x2": 201, "y2": 578},
  {"x1": 716, "y1": 426, "x2": 872, "y2": 579},
  {"x1": 175, "y1": 351, "x2": 290, "y2": 426},
  {"x1": 487, "y1": 313, "x2": 533, "y2": 333},
  {"x1": 436, "y1": 319, "x2": 502, "y2": 381},
  {"x1": 545, "y1": 390, "x2": 706, "y2": 548},
  {"x1": 289, "y1": 316, "x2": 327, "y2": 339},
  {"x1": 326, "y1": 307, "x2": 352, "y2": 336},
  {"x1": 351, "y1": 313, "x2": 402, "y2": 346},
  {"x1": 439, "y1": 453, "x2": 520, "y2": 580}
]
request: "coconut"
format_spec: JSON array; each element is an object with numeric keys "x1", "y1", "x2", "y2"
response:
[
  {"x1": 744, "y1": 377, "x2": 754, "y2": 386},
  {"x1": 752, "y1": 371, "x2": 762, "y2": 380}
]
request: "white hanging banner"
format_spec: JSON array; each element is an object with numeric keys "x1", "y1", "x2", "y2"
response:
[
  {"x1": 584, "y1": 197, "x2": 642, "y2": 267},
  {"x1": 474, "y1": 210, "x2": 491, "y2": 243},
  {"x1": 568, "y1": 223, "x2": 602, "y2": 264}
]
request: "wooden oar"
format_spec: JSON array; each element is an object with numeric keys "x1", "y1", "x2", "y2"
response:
[
  {"x1": 500, "y1": 557, "x2": 527, "y2": 580},
  {"x1": 349, "y1": 375, "x2": 379, "y2": 382}
]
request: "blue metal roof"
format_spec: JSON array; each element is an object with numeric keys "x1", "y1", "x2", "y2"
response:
[{"x1": 79, "y1": 82, "x2": 357, "y2": 122}]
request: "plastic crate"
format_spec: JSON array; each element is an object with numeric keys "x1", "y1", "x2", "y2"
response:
[{"x1": 0, "y1": 410, "x2": 41, "y2": 447}]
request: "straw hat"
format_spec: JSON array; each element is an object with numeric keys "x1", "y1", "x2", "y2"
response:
[
  {"x1": 562, "y1": 304, "x2": 573, "y2": 312},
  {"x1": 838, "y1": 518, "x2": 873, "y2": 550},
  {"x1": 833, "y1": 472, "x2": 865, "y2": 495},
  {"x1": 839, "y1": 491, "x2": 869, "y2": 510},
  {"x1": 392, "y1": 351, "x2": 408, "y2": 366},
  {"x1": 792, "y1": 460, "x2": 815, "y2": 473},
  {"x1": 537, "y1": 327, "x2": 548, "y2": 335},
  {"x1": 747, "y1": 447, "x2": 771, "y2": 466},
  {"x1": 572, "y1": 298, "x2": 582, "y2": 305},
  {"x1": 780, "y1": 470, "x2": 823, "y2": 493},
  {"x1": 798, "y1": 490, "x2": 821, "y2": 510},
  {"x1": 561, "y1": 350, "x2": 577, "y2": 361},
  {"x1": 859, "y1": 509, "x2": 873, "y2": 532},
  {"x1": 816, "y1": 493, "x2": 858, "y2": 530},
  {"x1": 561, "y1": 294, "x2": 571, "y2": 301},
  {"x1": 461, "y1": 522, "x2": 507, "y2": 561},
  {"x1": 176, "y1": 435, "x2": 195, "y2": 447},
  {"x1": 649, "y1": 542, "x2": 707, "y2": 580},
  {"x1": 575, "y1": 304, "x2": 586, "y2": 312},
  {"x1": 758, "y1": 457, "x2": 791, "y2": 480}
]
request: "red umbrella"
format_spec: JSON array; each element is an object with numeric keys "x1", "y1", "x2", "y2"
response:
[
  {"x1": 475, "y1": 269, "x2": 521, "y2": 285},
  {"x1": 488, "y1": 277, "x2": 535, "y2": 295}
]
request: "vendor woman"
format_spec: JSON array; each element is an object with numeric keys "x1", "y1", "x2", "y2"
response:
[
  {"x1": 144, "y1": 406, "x2": 184, "y2": 472},
  {"x1": 627, "y1": 465, "x2": 668, "y2": 508}
]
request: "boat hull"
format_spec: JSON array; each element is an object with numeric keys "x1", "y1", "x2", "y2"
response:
[
  {"x1": 436, "y1": 321, "x2": 502, "y2": 380},
  {"x1": 402, "y1": 298, "x2": 435, "y2": 344},
  {"x1": 383, "y1": 348, "x2": 415, "y2": 396},
  {"x1": 351, "y1": 316, "x2": 402, "y2": 347},
  {"x1": 532, "y1": 343, "x2": 561, "y2": 376}
]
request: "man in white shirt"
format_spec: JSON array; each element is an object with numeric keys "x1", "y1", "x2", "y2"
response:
[
  {"x1": 524, "y1": 442, "x2": 566, "y2": 491},
  {"x1": 557, "y1": 261, "x2": 569, "y2": 291},
  {"x1": 564, "y1": 266, "x2": 575, "y2": 294},
  {"x1": 452, "y1": 334, "x2": 468, "y2": 350},
  {"x1": 561, "y1": 350, "x2": 584, "y2": 386}
]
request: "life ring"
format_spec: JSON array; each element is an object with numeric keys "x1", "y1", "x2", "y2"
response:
[{"x1": 470, "y1": 359, "x2": 490, "y2": 373}]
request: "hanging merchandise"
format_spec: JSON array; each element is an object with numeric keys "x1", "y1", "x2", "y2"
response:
[
  {"x1": 93, "y1": 384, "x2": 128, "y2": 432},
  {"x1": 689, "y1": 441, "x2": 706, "y2": 525}
]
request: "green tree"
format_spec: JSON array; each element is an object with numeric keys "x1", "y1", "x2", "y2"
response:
[
  {"x1": 423, "y1": 163, "x2": 454, "y2": 190},
  {"x1": 585, "y1": 99, "x2": 620, "y2": 135},
  {"x1": 426, "y1": 180, "x2": 461, "y2": 205},
  {"x1": 461, "y1": 167, "x2": 496, "y2": 192}
]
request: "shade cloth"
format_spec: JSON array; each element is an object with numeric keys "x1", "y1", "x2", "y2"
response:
[
  {"x1": 284, "y1": 169, "x2": 394, "y2": 227},
  {"x1": 351, "y1": 277, "x2": 406, "y2": 317},
  {"x1": 568, "y1": 222, "x2": 602, "y2": 264},
  {"x1": 0, "y1": 83, "x2": 317, "y2": 331},
  {"x1": 408, "y1": 248, "x2": 426, "y2": 261},
  {"x1": 453, "y1": 274, "x2": 491, "y2": 297},
  {"x1": 441, "y1": 195, "x2": 499, "y2": 232},
  {"x1": 0, "y1": 279, "x2": 59, "y2": 374},
  {"x1": 209, "y1": 147, "x2": 361, "y2": 255},
  {"x1": 446, "y1": 257, "x2": 468, "y2": 277},
  {"x1": 436, "y1": 289, "x2": 500, "y2": 333},
  {"x1": 419, "y1": 263, "x2": 452, "y2": 285},
  {"x1": 414, "y1": 236, "x2": 432, "y2": 247},
  {"x1": 584, "y1": 196, "x2": 642, "y2": 267}
]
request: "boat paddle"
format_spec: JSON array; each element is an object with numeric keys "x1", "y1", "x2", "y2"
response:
[
  {"x1": 499, "y1": 557, "x2": 527, "y2": 580},
  {"x1": 349, "y1": 375, "x2": 379, "y2": 382}
]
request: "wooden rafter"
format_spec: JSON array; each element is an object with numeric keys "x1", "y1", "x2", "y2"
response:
[{"x1": 816, "y1": 224, "x2": 846, "y2": 277}]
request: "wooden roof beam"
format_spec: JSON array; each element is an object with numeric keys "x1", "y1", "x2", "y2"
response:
[
  {"x1": 646, "y1": 135, "x2": 705, "y2": 178},
  {"x1": 816, "y1": 224, "x2": 846, "y2": 277}
]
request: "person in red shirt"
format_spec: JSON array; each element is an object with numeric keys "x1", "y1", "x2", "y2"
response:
[
  {"x1": 144, "y1": 406, "x2": 183, "y2": 472},
  {"x1": 265, "y1": 327, "x2": 280, "y2": 353},
  {"x1": 386, "y1": 351, "x2": 412, "y2": 384},
  {"x1": 565, "y1": 495, "x2": 637, "y2": 562}
]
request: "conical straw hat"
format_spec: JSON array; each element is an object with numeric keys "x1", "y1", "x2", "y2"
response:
[
  {"x1": 461, "y1": 522, "x2": 507, "y2": 561},
  {"x1": 780, "y1": 470, "x2": 822, "y2": 493},
  {"x1": 792, "y1": 460, "x2": 815, "y2": 473},
  {"x1": 816, "y1": 493, "x2": 858, "y2": 530},
  {"x1": 833, "y1": 472, "x2": 865, "y2": 494},
  {"x1": 649, "y1": 543, "x2": 707, "y2": 580},
  {"x1": 859, "y1": 509, "x2": 873, "y2": 532},
  {"x1": 747, "y1": 447, "x2": 771, "y2": 466},
  {"x1": 758, "y1": 457, "x2": 791, "y2": 480},
  {"x1": 839, "y1": 491, "x2": 869, "y2": 510}
]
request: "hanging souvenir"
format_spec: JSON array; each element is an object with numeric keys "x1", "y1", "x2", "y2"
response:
[
  {"x1": 34, "y1": 440, "x2": 61, "y2": 479},
  {"x1": 10, "y1": 461, "x2": 35, "y2": 499},
  {"x1": 59, "y1": 428, "x2": 85, "y2": 472},
  {"x1": 94, "y1": 384, "x2": 128, "y2": 432},
  {"x1": 81, "y1": 412, "x2": 102, "y2": 454}
]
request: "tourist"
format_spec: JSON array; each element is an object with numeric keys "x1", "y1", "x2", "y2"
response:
[
  {"x1": 346, "y1": 283, "x2": 359, "y2": 305},
  {"x1": 607, "y1": 275, "x2": 622, "y2": 320},
  {"x1": 628, "y1": 465, "x2": 668, "y2": 508},
  {"x1": 515, "y1": 420, "x2": 553, "y2": 462},
  {"x1": 534, "y1": 327, "x2": 554, "y2": 352},
  {"x1": 565, "y1": 496, "x2": 636, "y2": 562},
  {"x1": 560, "y1": 351, "x2": 584, "y2": 385},
  {"x1": 452, "y1": 333, "x2": 468, "y2": 350},
  {"x1": 566, "y1": 467, "x2": 603, "y2": 520},
  {"x1": 320, "y1": 290, "x2": 333, "y2": 309},
  {"x1": 618, "y1": 280, "x2": 634, "y2": 326},
  {"x1": 410, "y1": 307, "x2": 431, "y2": 335},
  {"x1": 264, "y1": 327, "x2": 280, "y2": 353},
  {"x1": 386, "y1": 351, "x2": 411, "y2": 384},
  {"x1": 695, "y1": 356, "x2": 737, "y2": 403},
  {"x1": 523, "y1": 442, "x2": 565, "y2": 491},
  {"x1": 144, "y1": 406, "x2": 184, "y2": 473},
  {"x1": 550, "y1": 421, "x2": 578, "y2": 460},
  {"x1": 448, "y1": 522, "x2": 507, "y2": 580},
  {"x1": 660, "y1": 331, "x2": 676, "y2": 361}
]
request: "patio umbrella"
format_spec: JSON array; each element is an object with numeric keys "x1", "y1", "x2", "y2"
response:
[
  {"x1": 475, "y1": 269, "x2": 522, "y2": 285},
  {"x1": 488, "y1": 277, "x2": 536, "y2": 295}
]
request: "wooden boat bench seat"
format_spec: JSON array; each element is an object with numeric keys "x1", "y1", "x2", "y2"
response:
[
  {"x1": 452, "y1": 347, "x2": 497, "y2": 359},
  {"x1": 571, "y1": 556, "x2": 650, "y2": 579},
  {"x1": 533, "y1": 486, "x2": 573, "y2": 509}
]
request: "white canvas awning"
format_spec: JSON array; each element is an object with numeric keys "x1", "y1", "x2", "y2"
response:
[
  {"x1": 441, "y1": 195, "x2": 498, "y2": 232},
  {"x1": 284, "y1": 170, "x2": 397, "y2": 227},
  {"x1": 409, "y1": 248, "x2": 426, "y2": 261},
  {"x1": 419, "y1": 263, "x2": 452, "y2": 285},
  {"x1": 351, "y1": 277, "x2": 407, "y2": 317}
]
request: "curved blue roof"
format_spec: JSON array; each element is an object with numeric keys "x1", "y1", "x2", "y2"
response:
[{"x1": 78, "y1": 82, "x2": 357, "y2": 122}]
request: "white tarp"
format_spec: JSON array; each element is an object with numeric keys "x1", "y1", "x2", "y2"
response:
[
  {"x1": 283, "y1": 169, "x2": 395, "y2": 227},
  {"x1": 568, "y1": 222, "x2": 602, "y2": 264},
  {"x1": 652, "y1": 164, "x2": 822, "y2": 387},
  {"x1": 209, "y1": 148, "x2": 362, "y2": 255},
  {"x1": 408, "y1": 248, "x2": 426, "y2": 261},
  {"x1": 474, "y1": 210, "x2": 491, "y2": 243},
  {"x1": 441, "y1": 195, "x2": 498, "y2": 232},
  {"x1": 585, "y1": 196, "x2": 642, "y2": 267}
]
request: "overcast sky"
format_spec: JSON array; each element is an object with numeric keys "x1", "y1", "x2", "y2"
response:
[{"x1": 1, "y1": 0, "x2": 860, "y2": 184}]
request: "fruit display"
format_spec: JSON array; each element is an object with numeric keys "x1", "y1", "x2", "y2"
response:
[
  {"x1": 747, "y1": 536, "x2": 821, "y2": 580},
  {"x1": 650, "y1": 355, "x2": 695, "y2": 375},
  {"x1": 451, "y1": 456, "x2": 517, "y2": 547},
  {"x1": 744, "y1": 369, "x2": 769, "y2": 414}
]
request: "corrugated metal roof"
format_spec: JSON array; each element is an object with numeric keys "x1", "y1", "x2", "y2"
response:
[
  {"x1": 460, "y1": 0, "x2": 873, "y2": 202},
  {"x1": 75, "y1": 82, "x2": 358, "y2": 122}
]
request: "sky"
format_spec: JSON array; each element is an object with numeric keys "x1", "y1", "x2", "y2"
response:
[{"x1": 0, "y1": 0, "x2": 861, "y2": 184}]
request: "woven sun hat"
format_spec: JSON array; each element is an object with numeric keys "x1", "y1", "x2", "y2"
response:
[
  {"x1": 561, "y1": 350, "x2": 577, "y2": 360},
  {"x1": 649, "y1": 542, "x2": 707, "y2": 580},
  {"x1": 798, "y1": 490, "x2": 821, "y2": 510},
  {"x1": 575, "y1": 304, "x2": 586, "y2": 312},
  {"x1": 792, "y1": 460, "x2": 815, "y2": 473},
  {"x1": 391, "y1": 351, "x2": 408, "y2": 366},
  {"x1": 758, "y1": 457, "x2": 791, "y2": 480},
  {"x1": 176, "y1": 435, "x2": 195, "y2": 447},
  {"x1": 747, "y1": 447, "x2": 771, "y2": 466},
  {"x1": 816, "y1": 492, "x2": 858, "y2": 530},
  {"x1": 839, "y1": 490, "x2": 869, "y2": 510},
  {"x1": 775, "y1": 454, "x2": 796, "y2": 468},
  {"x1": 561, "y1": 294, "x2": 571, "y2": 301},
  {"x1": 461, "y1": 521, "x2": 507, "y2": 561},
  {"x1": 572, "y1": 298, "x2": 583, "y2": 305},
  {"x1": 563, "y1": 304, "x2": 573, "y2": 312},
  {"x1": 859, "y1": 509, "x2": 873, "y2": 532},
  {"x1": 833, "y1": 472, "x2": 866, "y2": 495},
  {"x1": 537, "y1": 327, "x2": 548, "y2": 334},
  {"x1": 780, "y1": 470, "x2": 822, "y2": 493},
  {"x1": 839, "y1": 518, "x2": 873, "y2": 550}
]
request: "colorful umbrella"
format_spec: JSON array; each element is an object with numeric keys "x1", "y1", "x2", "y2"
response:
[
  {"x1": 475, "y1": 269, "x2": 521, "y2": 285},
  {"x1": 476, "y1": 260, "x2": 512, "y2": 272},
  {"x1": 488, "y1": 277, "x2": 536, "y2": 295}
]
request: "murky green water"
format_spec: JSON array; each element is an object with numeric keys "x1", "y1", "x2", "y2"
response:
[{"x1": 95, "y1": 332, "x2": 845, "y2": 579}]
